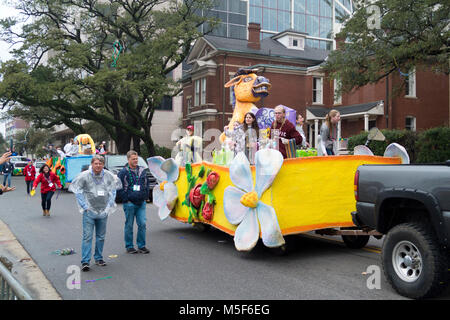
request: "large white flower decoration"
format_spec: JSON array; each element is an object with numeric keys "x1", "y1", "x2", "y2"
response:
[
  {"x1": 223, "y1": 149, "x2": 285, "y2": 251},
  {"x1": 147, "y1": 157, "x2": 179, "y2": 220}
]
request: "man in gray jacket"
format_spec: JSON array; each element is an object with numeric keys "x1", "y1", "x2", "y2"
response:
[{"x1": 69, "y1": 155, "x2": 122, "y2": 271}]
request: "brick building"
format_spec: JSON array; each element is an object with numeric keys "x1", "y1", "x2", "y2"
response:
[{"x1": 181, "y1": 23, "x2": 449, "y2": 149}]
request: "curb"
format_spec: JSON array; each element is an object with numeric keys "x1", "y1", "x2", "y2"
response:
[{"x1": 0, "y1": 219, "x2": 62, "y2": 300}]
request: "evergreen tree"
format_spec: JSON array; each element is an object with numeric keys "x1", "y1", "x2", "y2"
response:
[
  {"x1": 0, "y1": 0, "x2": 217, "y2": 154},
  {"x1": 324, "y1": 0, "x2": 449, "y2": 94}
]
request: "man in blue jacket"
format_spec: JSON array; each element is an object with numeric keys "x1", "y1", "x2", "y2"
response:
[{"x1": 117, "y1": 150, "x2": 150, "y2": 254}]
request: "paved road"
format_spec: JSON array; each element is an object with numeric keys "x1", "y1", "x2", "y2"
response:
[{"x1": 1, "y1": 176, "x2": 449, "y2": 300}]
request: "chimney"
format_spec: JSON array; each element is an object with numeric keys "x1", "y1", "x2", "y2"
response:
[
  {"x1": 248, "y1": 23, "x2": 261, "y2": 50},
  {"x1": 334, "y1": 33, "x2": 345, "y2": 51}
]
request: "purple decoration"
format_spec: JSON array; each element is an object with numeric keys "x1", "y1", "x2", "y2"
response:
[
  {"x1": 255, "y1": 105, "x2": 297, "y2": 129},
  {"x1": 277, "y1": 105, "x2": 297, "y2": 126},
  {"x1": 255, "y1": 108, "x2": 274, "y2": 129}
]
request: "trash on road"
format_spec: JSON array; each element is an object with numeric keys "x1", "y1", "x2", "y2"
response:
[{"x1": 51, "y1": 248, "x2": 76, "y2": 256}]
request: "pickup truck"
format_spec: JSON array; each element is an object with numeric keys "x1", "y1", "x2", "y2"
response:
[{"x1": 352, "y1": 160, "x2": 450, "y2": 299}]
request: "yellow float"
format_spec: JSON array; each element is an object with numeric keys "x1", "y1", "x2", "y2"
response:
[{"x1": 148, "y1": 150, "x2": 402, "y2": 252}]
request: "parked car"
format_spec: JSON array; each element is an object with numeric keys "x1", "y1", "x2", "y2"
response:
[
  {"x1": 9, "y1": 156, "x2": 30, "y2": 176},
  {"x1": 352, "y1": 160, "x2": 450, "y2": 299},
  {"x1": 35, "y1": 161, "x2": 47, "y2": 179},
  {"x1": 12, "y1": 161, "x2": 28, "y2": 176},
  {"x1": 79, "y1": 154, "x2": 157, "y2": 203},
  {"x1": 105, "y1": 154, "x2": 157, "y2": 203}
]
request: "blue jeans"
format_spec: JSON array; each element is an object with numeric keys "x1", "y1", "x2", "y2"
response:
[
  {"x1": 3, "y1": 173, "x2": 11, "y2": 187},
  {"x1": 123, "y1": 202, "x2": 147, "y2": 249},
  {"x1": 81, "y1": 211, "x2": 108, "y2": 264}
]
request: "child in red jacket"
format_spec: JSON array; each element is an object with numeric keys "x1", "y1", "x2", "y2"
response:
[
  {"x1": 24, "y1": 160, "x2": 36, "y2": 195},
  {"x1": 32, "y1": 164, "x2": 62, "y2": 216}
]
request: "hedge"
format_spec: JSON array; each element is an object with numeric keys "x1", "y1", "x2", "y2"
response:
[
  {"x1": 415, "y1": 127, "x2": 450, "y2": 163},
  {"x1": 347, "y1": 127, "x2": 450, "y2": 163}
]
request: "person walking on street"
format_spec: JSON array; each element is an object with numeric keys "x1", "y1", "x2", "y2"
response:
[
  {"x1": 32, "y1": 164, "x2": 62, "y2": 216},
  {"x1": 2, "y1": 158, "x2": 13, "y2": 187},
  {"x1": 24, "y1": 160, "x2": 36, "y2": 195},
  {"x1": 69, "y1": 155, "x2": 122, "y2": 272},
  {"x1": 117, "y1": 150, "x2": 151, "y2": 254}
]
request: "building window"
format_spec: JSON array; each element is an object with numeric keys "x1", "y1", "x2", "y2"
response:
[
  {"x1": 199, "y1": 0, "x2": 248, "y2": 40},
  {"x1": 312, "y1": 77, "x2": 323, "y2": 104},
  {"x1": 333, "y1": 78, "x2": 342, "y2": 105},
  {"x1": 194, "y1": 120, "x2": 203, "y2": 138},
  {"x1": 201, "y1": 77, "x2": 207, "y2": 105},
  {"x1": 289, "y1": 36, "x2": 305, "y2": 50},
  {"x1": 155, "y1": 95, "x2": 172, "y2": 111},
  {"x1": 186, "y1": 97, "x2": 192, "y2": 112},
  {"x1": 229, "y1": 74, "x2": 235, "y2": 105},
  {"x1": 405, "y1": 67, "x2": 416, "y2": 97},
  {"x1": 194, "y1": 80, "x2": 200, "y2": 106},
  {"x1": 405, "y1": 116, "x2": 416, "y2": 131}
]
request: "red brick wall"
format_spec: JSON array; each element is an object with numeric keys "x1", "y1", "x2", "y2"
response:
[
  {"x1": 391, "y1": 69, "x2": 449, "y2": 130},
  {"x1": 183, "y1": 53, "x2": 449, "y2": 138}
]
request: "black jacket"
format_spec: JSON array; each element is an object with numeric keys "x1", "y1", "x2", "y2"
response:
[
  {"x1": 2, "y1": 162, "x2": 13, "y2": 174},
  {"x1": 117, "y1": 165, "x2": 150, "y2": 205}
]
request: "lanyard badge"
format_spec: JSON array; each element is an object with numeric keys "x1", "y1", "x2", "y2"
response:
[{"x1": 128, "y1": 166, "x2": 142, "y2": 192}]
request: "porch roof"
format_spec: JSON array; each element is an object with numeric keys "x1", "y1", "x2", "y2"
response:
[{"x1": 306, "y1": 100, "x2": 384, "y2": 120}]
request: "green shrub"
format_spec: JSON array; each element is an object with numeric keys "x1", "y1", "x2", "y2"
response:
[
  {"x1": 415, "y1": 127, "x2": 450, "y2": 163},
  {"x1": 140, "y1": 143, "x2": 173, "y2": 160}
]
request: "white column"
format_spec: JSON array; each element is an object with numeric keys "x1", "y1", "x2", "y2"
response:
[
  {"x1": 337, "y1": 119, "x2": 341, "y2": 141},
  {"x1": 337, "y1": 119, "x2": 342, "y2": 152},
  {"x1": 364, "y1": 114, "x2": 369, "y2": 132},
  {"x1": 314, "y1": 119, "x2": 319, "y2": 148},
  {"x1": 309, "y1": 123, "x2": 313, "y2": 147}
]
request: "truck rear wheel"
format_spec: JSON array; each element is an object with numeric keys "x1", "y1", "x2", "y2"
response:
[
  {"x1": 382, "y1": 222, "x2": 449, "y2": 299},
  {"x1": 341, "y1": 235, "x2": 370, "y2": 249}
]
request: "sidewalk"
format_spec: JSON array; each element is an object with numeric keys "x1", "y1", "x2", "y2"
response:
[{"x1": 0, "y1": 219, "x2": 61, "y2": 300}]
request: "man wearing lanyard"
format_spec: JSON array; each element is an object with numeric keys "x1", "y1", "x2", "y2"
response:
[
  {"x1": 117, "y1": 150, "x2": 150, "y2": 254},
  {"x1": 69, "y1": 155, "x2": 122, "y2": 271}
]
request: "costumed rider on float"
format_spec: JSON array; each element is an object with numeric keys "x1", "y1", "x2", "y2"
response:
[{"x1": 175, "y1": 125, "x2": 202, "y2": 166}]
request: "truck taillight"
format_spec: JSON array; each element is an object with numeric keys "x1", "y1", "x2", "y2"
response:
[{"x1": 354, "y1": 170, "x2": 359, "y2": 201}]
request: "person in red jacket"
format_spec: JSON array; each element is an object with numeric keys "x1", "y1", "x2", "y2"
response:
[
  {"x1": 24, "y1": 160, "x2": 36, "y2": 195},
  {"x1": 32, "y1": 164, "x2": 62, "y2": 217},
  {"x1": 271, "y1": 105, "x2": 303, "y2": 159}
]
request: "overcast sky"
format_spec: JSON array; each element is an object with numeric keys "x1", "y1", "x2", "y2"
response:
[
  {"x1": 0, "y1": 3, "x2": 20, "y2": 62},
  {"x1": 0, "y1": 3, "x2": 21, "y2": 137}
]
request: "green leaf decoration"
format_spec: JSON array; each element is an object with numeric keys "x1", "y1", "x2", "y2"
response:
[
  {"x1": 200, "y1": 182, "x2": 209, "y2": 195},
  {"x1": 185, "y1": 163, "x2": 192, "y2": 178},
  {"x1": 198, "y1": 165, "x2": 205, "y2": 178}
]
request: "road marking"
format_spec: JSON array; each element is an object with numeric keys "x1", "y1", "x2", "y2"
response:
[{"x1": 363, "y1": 247, "x2": 381, "y2": 254}]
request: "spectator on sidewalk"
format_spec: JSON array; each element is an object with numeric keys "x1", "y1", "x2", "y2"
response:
[
  {"x1": 69, "y1": 155, "x2": 122, "y2": 272},
  {"x1": 2, "y1": 158, "x2": 13, "y2": 188},
  {"x1": 0, "y1": 152, "x2": 15, "y2": 194}
]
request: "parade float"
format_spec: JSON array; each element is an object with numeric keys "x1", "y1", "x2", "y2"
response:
[
  {"x1": 45, "y1": 133, "x2": 97, "y2": 188},
  {"x1": 147, "y1": 69, "x2": 409, "y2": 252}
]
